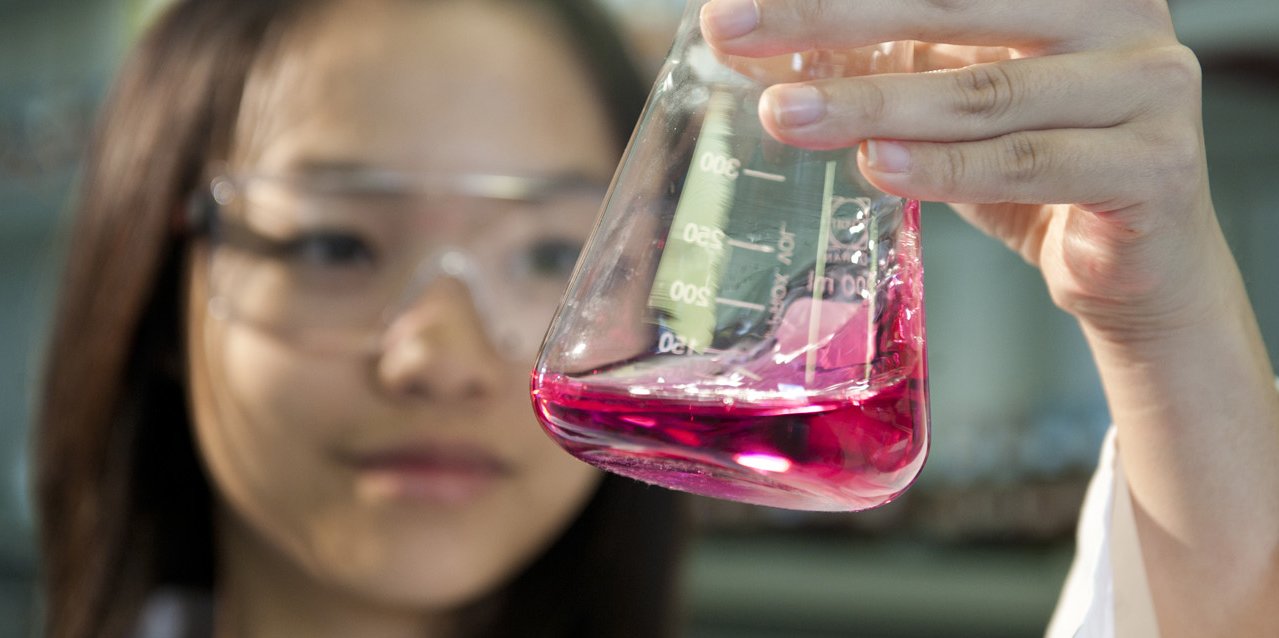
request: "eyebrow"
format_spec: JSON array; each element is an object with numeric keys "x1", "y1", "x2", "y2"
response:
[
  {"x1": 290, "y1": 157, "x2": 609, "y2": 179},
  {"x1": 286, "y1": 159, "x2": 395, "y2": 189},
  {"x1": 277, "y1": 159, "x2": 611, "y2": 199}
]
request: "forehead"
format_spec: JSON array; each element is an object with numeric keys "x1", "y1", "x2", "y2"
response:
[{"x1": 233, "y1": 0, "x2": 615, "y2": 176}]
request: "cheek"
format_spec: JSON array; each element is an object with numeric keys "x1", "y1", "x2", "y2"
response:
[
  {"x1": 516, "y1": 444, "x2": 601, "y2": 549},
  {"x1": 342, "y1": 364, "x2": 602, "y2": 606},
  {"x1": 191, "y1": 318, "x2": 603, "y2": 606},
  {"x1": 519, "y1": 416, "x2": 600, "y2": 507},
  {"x1": 361, "y1": 453, "x2": 601, "y2": 609},
  {"x1": 217, "y1": 327, "x2": 365, "y2": 439},
  {"x1": 453, "y1": 360, "x2": 602, "y2": 558},
  {"x1": 488, "y1": 380, "x2": 602, "y2": 566},
  {"x1": 190, "y1": 320, "x2": 367, "y2": 566},
  {"x1": 498, "y1": 364, "x2": 602, "y2": 527},
  {"x1": 436, "y1": 435, "x2": 600, "y2": 603}
]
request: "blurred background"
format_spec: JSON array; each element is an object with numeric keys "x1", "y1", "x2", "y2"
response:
[{"x1": 2, "y1": 0, "x2": 1276, "y2": 636}]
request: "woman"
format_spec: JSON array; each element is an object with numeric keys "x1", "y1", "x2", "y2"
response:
[
  {"x1": 699, "y1": 0, "x2": 1279, "y2": 636},
  {"x1": 35, "y1": 1, "x2": 684, "y2": 637}
]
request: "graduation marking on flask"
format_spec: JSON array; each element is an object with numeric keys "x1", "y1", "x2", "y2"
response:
[{"x1": 805, "y1": 160, "x2": 837, "y2": 385}]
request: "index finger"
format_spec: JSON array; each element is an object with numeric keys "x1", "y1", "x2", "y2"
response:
[{"x1": 699, "y1": 0, "x2": 1175, "y2": 56}]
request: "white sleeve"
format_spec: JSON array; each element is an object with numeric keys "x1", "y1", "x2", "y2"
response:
[
  {"x1": 1047, "y1": 379, "x2": 1279, "y2": 637},
  {"x1": 1044, "y1": 426, "x2": 1119, "y2": 638}
]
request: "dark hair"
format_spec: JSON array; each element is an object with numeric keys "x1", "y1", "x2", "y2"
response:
[{"x1": 34, "y1": 1, "x2": 684, "y2": 637}]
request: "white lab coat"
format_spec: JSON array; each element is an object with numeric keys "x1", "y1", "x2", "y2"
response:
[
  {"x1": 1045, "y1": 427, "x2": 1160, "y2": 637},
  {"x1": 1048, "y1": 379, "x2": 1279, "y2": 637}
]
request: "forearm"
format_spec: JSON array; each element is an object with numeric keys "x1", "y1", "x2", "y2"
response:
[{"x1": 1081, "y1": 227, "x2": 1279, "y2": 637}]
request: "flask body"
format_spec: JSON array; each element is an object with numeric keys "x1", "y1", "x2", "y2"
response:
[{"x1": 531, "y1": 1, "x2": 928, "y2": 511}]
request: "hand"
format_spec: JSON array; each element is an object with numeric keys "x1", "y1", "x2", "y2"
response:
[
  {"x1": 702, "y1": 3, "x2": 1279, "y2": 637},
  {"x1": 700, "y1": 0, "x2": 1218, "y2": 342}
]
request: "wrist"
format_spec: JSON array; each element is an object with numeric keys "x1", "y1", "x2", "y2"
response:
[
  {"x1": 1066, "y1": 204, "x2": 1239, "y2": 349},
  {"x1": 1077, "y1": 253, "x2": 1277, "y2": 418}
]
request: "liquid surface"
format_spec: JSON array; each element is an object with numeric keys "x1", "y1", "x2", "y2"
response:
[{"x1": 531, "y1": 362, "x2": 928, "y2": 511}]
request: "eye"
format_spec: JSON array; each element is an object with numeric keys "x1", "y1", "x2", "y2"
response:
[
  {"x1": 522, "y1": 238, "x2": 582, "y2": 279},
  {"x1": 281, "y1": 231, "x2": 378, "y2": 270}
]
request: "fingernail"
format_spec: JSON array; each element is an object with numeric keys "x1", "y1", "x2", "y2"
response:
[
  {"x1": 764, "y1": 85, "x2": 826, "y2": 128},
  {"x1": 701, "y1": 0, "x2": 759, "y2": 40},
  {"x1": 866, "y1": 140, "x2": 911, "y2": 173}
]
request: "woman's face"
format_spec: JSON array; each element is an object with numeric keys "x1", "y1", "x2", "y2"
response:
[{"x1": 187, "y1": 0, "x2": 613, "y2": 609}]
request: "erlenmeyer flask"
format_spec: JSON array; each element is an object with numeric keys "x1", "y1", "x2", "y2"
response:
[{"x1": 531, "y1": 1, "x2": 928, "y2": 511}]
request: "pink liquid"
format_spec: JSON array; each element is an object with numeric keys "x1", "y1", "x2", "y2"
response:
[
  {"x1": 533, "y1": 202, "x2": 928, "y2": 510},
  {"x1": 531, "y1": 362, "x2": 928, "y2": 511}
]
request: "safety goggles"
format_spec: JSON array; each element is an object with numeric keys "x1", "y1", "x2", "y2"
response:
[{"x1": 189, "y1": 167, "x2": 608, "y2": 360}]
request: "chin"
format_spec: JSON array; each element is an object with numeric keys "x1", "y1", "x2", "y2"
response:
[
  {"x1": 301, "y1": 517, "x2": 531, "y2": 611},
  {"x1": 333, "y1": 549, "x2": 518, "y2": 611}
]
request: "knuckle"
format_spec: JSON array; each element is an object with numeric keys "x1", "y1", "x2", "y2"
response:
[
  {"x1": 919, "y1": 0, "x2": 975, "y2": 13},
  {"x1": 1143, "y1": 45, "x2": 1203, "y2": 99},
  {"x1": 799, "y1": 0, "x2": 852, "y2": 50},
  {"x1": 851, "y1": 80, "x2": 889, "y2": 126},
  {"x1": 797, "y1": 0, "x2": 831, "y2": 22},
  {"x1": 1000, "y1": 133, "x2": 1046, "y2": 184},
  {"x1": 951, "y1": 64, "x2": 1021, "y2": 121},
  {"x1": 787, "y1": 0, "x2": 834, "y2": 44},
  {"x1": 754, "y1": 0, "x2": 831, "y2": 49},
  {"x1": 1120, "y1": 123, "x2": 1203, "y2": 206},
  {"x1": 935, "y1": 143, "x2": 970, "y2": 195}
]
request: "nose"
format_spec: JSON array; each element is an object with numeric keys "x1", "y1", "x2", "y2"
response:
[{"x1": 375, "y1": 276, "x2": 503, "y2": 401}]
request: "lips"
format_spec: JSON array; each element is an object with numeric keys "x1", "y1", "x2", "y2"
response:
[{"x1": 341, "y1": 444, "x2": 513, "y2": 506}]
